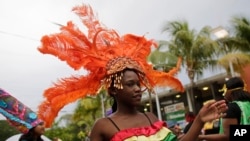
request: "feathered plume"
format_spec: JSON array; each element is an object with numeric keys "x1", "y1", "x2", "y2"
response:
[{"x1": 38, "y1": 4, "x2": 183, "y2": 127}]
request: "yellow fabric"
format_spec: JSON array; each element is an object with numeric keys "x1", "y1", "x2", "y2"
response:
[{"x1": 203, "y1": 121, "x2": 213, "y2": 130}]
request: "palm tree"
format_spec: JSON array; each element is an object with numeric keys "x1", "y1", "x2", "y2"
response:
[
  {"x1": 160, "y1": 20, "x2": 218, "y2": 113},
  {"x1": 148, "y1": 46, "x2": 179, "y2": 72},
  {"x1": 218, "y1": 17, "x2": 250, "y2": 90},
  {"x1": 226, "y1": 16, "x2": 250, "y2": 91},
  {"x1": 231, "y1": 16, "x2": 250, "y2": 51},
  {"x1": 214, "y1": 17, "x2": 250, "y2": 77},
  {"x1": 218, "y1": 53, "x2": 250, "y2": 75}
]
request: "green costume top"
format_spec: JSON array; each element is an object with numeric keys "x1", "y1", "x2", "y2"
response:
[{"x1": 219, "y1": 101, "x2": 250, "y2": 133}]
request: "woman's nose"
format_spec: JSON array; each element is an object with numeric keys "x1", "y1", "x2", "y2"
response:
[{"x1": 134, "y1": 85, "x2": 141, "y2": 92}]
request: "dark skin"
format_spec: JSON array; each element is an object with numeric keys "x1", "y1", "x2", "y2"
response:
[
  {"x1": 19, "y1": 122, "x2": 45, "y2": 141},
  {"x1": 198, "y1": 89, "x2": 237, "y2": 141},
  {"x1": 90, "y1": 69, "x2": 228, "y2": 141}
]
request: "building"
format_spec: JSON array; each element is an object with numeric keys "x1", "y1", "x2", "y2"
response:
[{"x1": 141, "y1": 72, "x2": 228, "y2": 121}]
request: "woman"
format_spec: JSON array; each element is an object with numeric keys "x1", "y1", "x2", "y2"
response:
[
  {"x1": 90, "y1": 68, "x2": 227, "y2": 141},
  {"x1": 198, "y1": 77, "x2": 250, "y2": 141},
  {"x1": 36, "y1": 3, "x2": 228, "y2": 141},
  {"x1": 0, "y1": 88, "x2": 45, "y2": 141},
  {"x1": 19, "y1": 122, "x2": 45, "y2": 141}
]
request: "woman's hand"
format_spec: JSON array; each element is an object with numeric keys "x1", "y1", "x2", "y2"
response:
[{"x1": 198, "y1": 100, "x2": 228, "y2": 123}]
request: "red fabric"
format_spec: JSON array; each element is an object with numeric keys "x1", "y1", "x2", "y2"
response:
[{"x1": 110, "y1": 121, "x2": 167, "y2": 141}]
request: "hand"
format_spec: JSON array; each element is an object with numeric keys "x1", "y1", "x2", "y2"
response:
[{"x1": 197, "y1": 100, "x2": 228, "y2": 123}]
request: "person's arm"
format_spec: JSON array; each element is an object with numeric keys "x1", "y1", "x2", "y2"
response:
[
  {"x1": 179, "y1": 100, "x2": 228, "y2": 141},
  {"x1": 198, "y1": 103, "x2": 240, "y2": 141},
  {"x1": 198, "y1": 118, "x2": 236, "y2": 141},
  {"x1": 90, "y1": 119, "x2": 104, "y2": 141},
  {"x1": 198, "y1": 134, "x2": 227, "y2": 140},
  {"x1": 179, "y1": 114, "x2": 204, "y2": 141}
]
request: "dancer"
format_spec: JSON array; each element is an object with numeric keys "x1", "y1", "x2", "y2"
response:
[
  {"x1": 198, "y1": 77, "x2": 250, "y2": 141},
  {"x1": 37, "y1": 3, "x2": 227, "y2": 141},
  {"x1": 0, "y1": 88, "x2": 45, "y2": 141}
]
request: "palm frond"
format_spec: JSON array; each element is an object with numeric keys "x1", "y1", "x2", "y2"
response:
[{"x1": 218, "y1": 53, "x2": 250, "y2": 73}]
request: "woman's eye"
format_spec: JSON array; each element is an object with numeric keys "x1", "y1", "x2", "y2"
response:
[
  {"x1": 126, "y1": 83, "x2": 134, "y2": 87},
  {"x1": 126, "y1": 82, "x2": 140, "y2": 87}
]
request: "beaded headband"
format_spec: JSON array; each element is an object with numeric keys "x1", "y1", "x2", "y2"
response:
[
  {"x1": 219, "y1": 77, "x2": 247, "y2": 95},
  {"x1": 103, "y1": 57, "x2": 151, "y2": 90},
  {"x1": 38, "y1": 3, "x2": 184, "y2": 127}
]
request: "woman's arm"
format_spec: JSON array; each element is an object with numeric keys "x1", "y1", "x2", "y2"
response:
[
  {"x1": 90, "y1": 119, "x2": 105, "y2": 141},
  {"x1": 179, "y1": 100, "x2": 228, "y2": 141},
  {"x1": 198, "y1": 118, "x2": 237, "y2": 141},
  {"x1": 179, "y1": 114, "x2": 204, "y2": 141}
]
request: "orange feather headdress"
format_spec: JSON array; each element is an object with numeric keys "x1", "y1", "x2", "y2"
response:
[{"x1": 38, "y1": 3, "x2": 184, "y2": 127}]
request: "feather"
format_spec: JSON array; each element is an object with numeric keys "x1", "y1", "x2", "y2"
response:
[{"x1": 38, "y1": 3, "x2": 184, "y2": 127}]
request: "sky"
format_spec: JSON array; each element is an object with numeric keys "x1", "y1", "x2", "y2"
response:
[{"x1": 0, "y1": 0, "x2": 249, "y2": 120}]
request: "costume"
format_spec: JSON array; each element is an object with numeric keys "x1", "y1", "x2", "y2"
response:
[
  {"x1": 234, "y1": 101, "x2": 250, "y2": 124},
  {"x1": 109, "y1": 121, "x2": 177, "y2": 141},
  {"x1": 0, "y1": 88, "x2": 43, "y2": 133},
  {"x1": 219, "y1": 77, "x2": 250, "y2": 133},
  {"x1": 38, "y1": 3, "x2": 184, "y2": 128},
  {"x1": 107, "y1": 113, "x2": 177, "y2": 141},
  {"x1": 219, "y1": 101, "x2": 250, "y2": 133},
  {"x1": 224, "y1": 101, "x2": 250, "y2": 124}
]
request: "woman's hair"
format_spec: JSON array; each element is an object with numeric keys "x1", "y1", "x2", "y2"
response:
[
  {"x1": 185, "y1": 112, "x2": 196, "y2": 122},
  {"x1": 226, "y1": 77, "x2": 250, "y2": 101},
  {"x1": 111, "y1": 96, "x2": 117, "y2": 113},
  {"x1": 230, "y1": 89, "x2": 250, "y2": 101},
  {"x1": 19, "y1": 127, "x2": 44, "y2": 141}
]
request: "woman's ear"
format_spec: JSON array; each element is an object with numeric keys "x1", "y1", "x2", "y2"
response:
[
  {"x1": 108, "y1": 87, "x2": 117, "y2": 96},
  {"x1": 111, "y1": 89, "x2": 117, "y2": 95}
]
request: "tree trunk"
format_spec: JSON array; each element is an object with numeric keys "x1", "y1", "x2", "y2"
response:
[
  {"x1": 188, "y1": 68, "x2": 196, "y2": 114},
  {"x1": 189, "y1": 80, "x2": 196, "y2": 114}
]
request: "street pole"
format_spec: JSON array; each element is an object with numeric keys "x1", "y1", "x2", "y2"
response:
[
  {"x1": 155, "y1": 93, "x2": 162, "y2": 120},
  {"x1": 229, "y1": 60, "x2": 235, "y2": 77},
  {"x1": 212, "y1": 26, "x2": 235, "y2": 77}
]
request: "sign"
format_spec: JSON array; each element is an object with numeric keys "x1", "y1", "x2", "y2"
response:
[{"x1": 164, "y1": 102, "x2": 185, "y2": 128}]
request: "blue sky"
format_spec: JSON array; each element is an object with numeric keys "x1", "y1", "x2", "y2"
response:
[{"x1": 0, "y1": 0, "x2": 249, "y2": 120}]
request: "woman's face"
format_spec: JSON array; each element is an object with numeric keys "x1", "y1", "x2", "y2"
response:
[
  {"x1": 34, "y1": 122, "x2": 45, "y2": 135},
  {"x1": 115, "y1": 70, "x2": 143, "y2": 106}
]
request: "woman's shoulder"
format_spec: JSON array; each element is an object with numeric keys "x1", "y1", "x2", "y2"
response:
[
  {"x1": 144, "y1": 112, "x2": 159, "y2": 122},
  {"x1": 92, "y1": 117, "x2": 111, "y2": 127}
]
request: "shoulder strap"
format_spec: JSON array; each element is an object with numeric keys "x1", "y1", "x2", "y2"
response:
[
  {"x1": 144, "y1": 112, "x2": 153, "y2": 125},
  {"x1": 107, "y1": 117, "x2": 120, "y2": 131}
]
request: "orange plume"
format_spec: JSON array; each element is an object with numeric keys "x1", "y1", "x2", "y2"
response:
[{"x1": 38, "y1": 4, "x2": 183, "y2": 127}]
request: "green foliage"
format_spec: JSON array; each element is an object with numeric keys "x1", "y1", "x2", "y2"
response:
[
  {"x1": 0, "y1": 120, "x2": 20, "y2": 141},
  {"x1": 45, "y1": 89, "x2": 111, "y2": 141},
  {"x1": 148, "y1": 48, "x2": 179, "y2": 72},
  {"x1": 44, "y1": 117, "x2": 86, "y2": 141},
  {"x1": 160, "y1": 20, "x2": 219, "y2": 80},
  {"x1": 214, "y1": 16, "x2": 250, "y2": 75}
]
